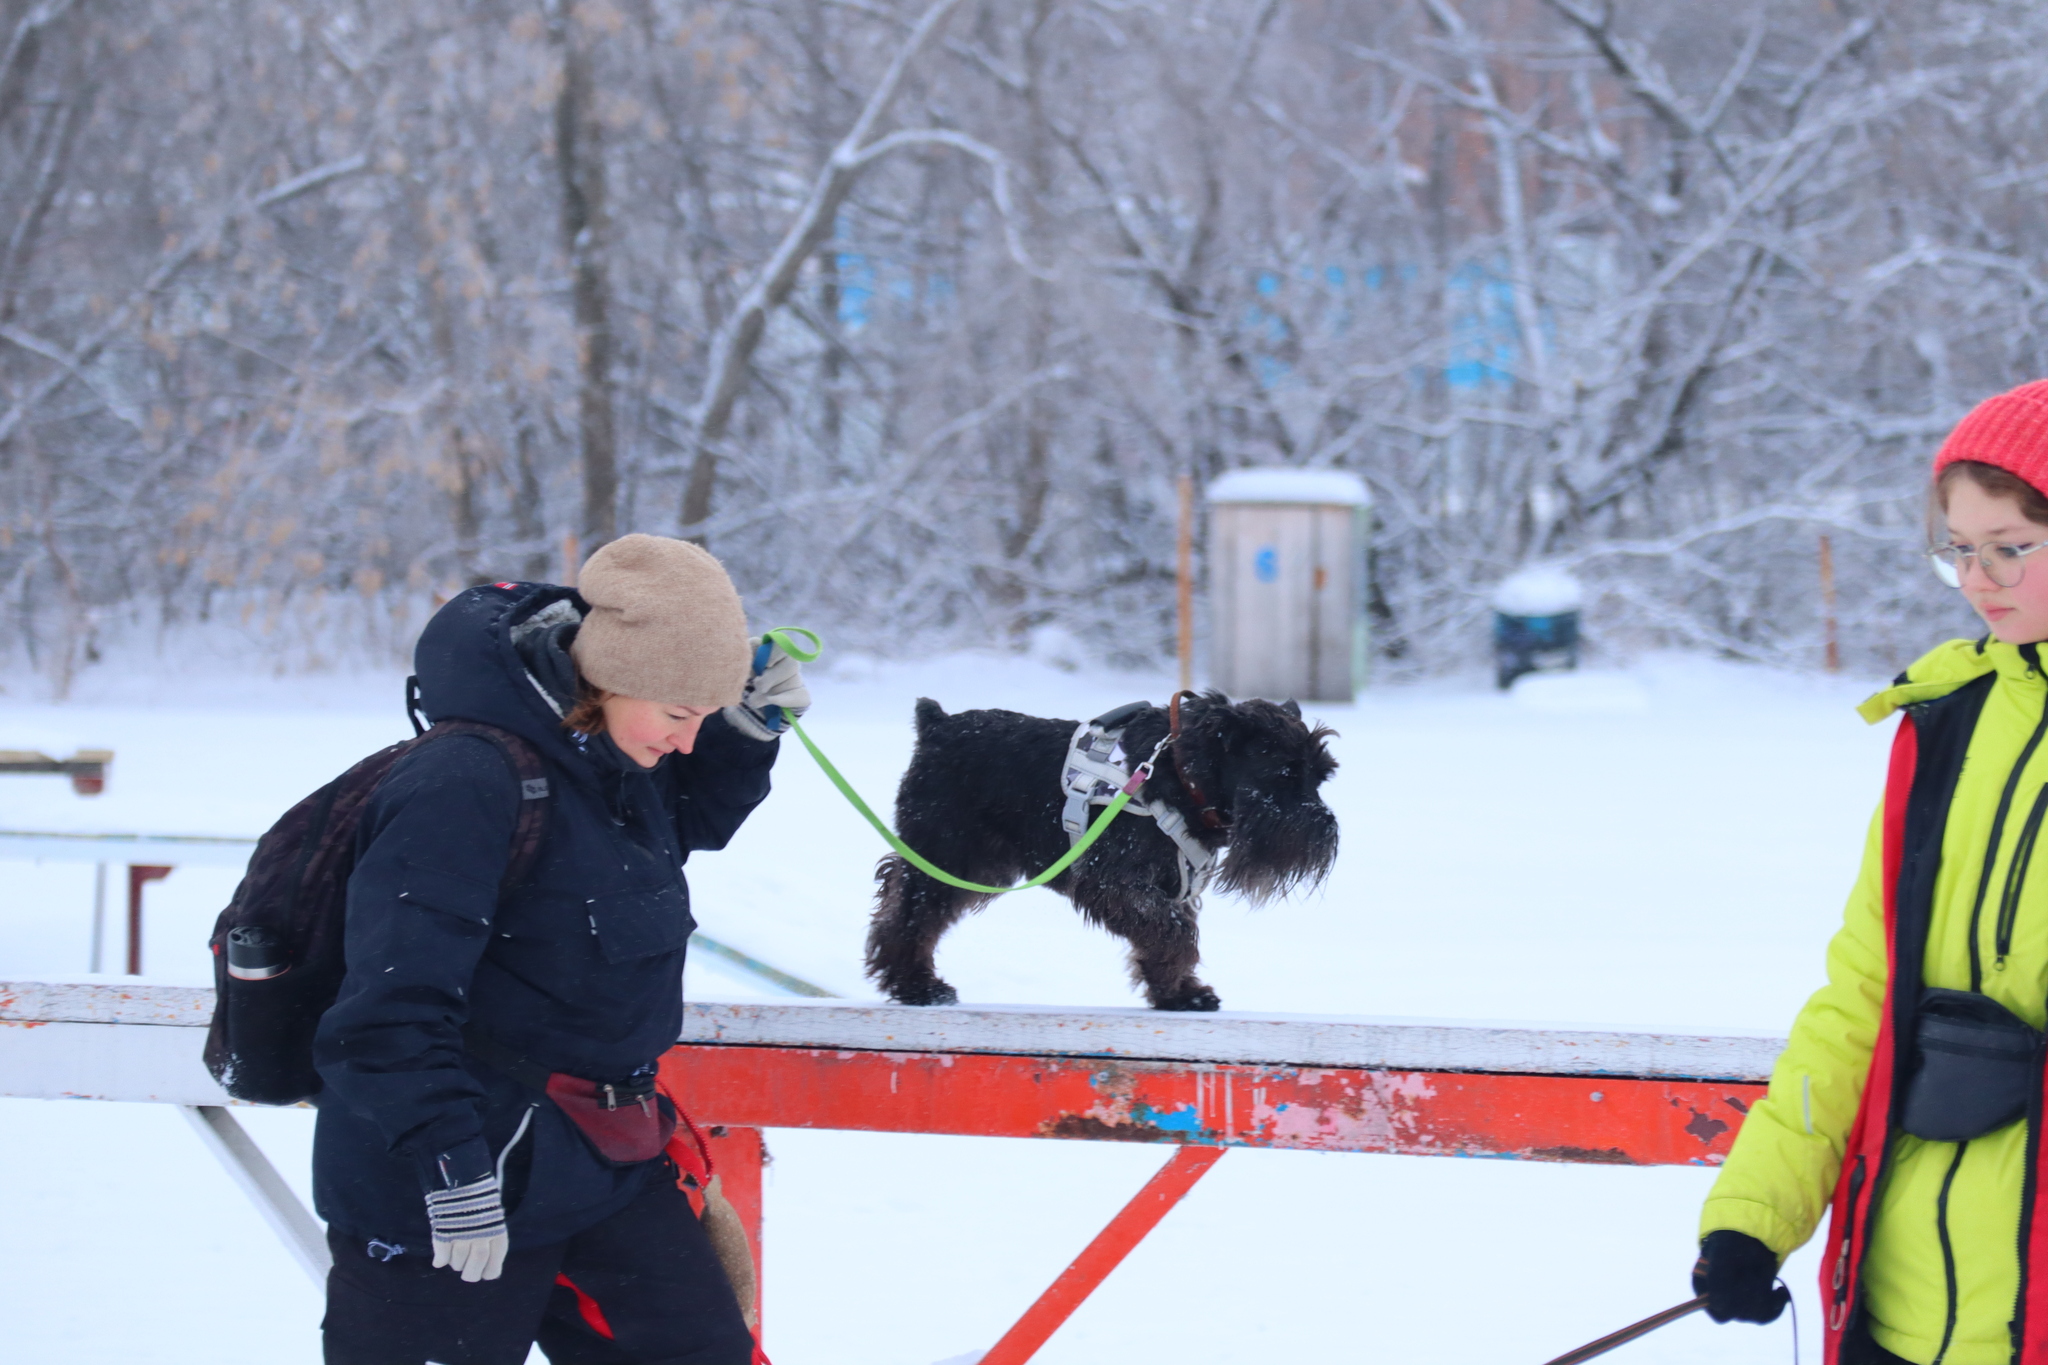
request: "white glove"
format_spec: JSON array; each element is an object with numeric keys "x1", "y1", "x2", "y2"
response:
[
  {"x1": 724, "y1": 636, "x2": 811, "y2": 742},
  {"x1": 426, "y1": 1174, "x2": 509, "y2": 1282}
]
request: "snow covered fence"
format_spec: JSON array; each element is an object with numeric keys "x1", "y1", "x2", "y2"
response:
[{"x1": 0, "y1": 981, "x2": 1785, "y2": 1359}]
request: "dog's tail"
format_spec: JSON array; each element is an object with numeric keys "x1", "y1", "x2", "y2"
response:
[{"x1": 912, "y1": 697, "x2": 948, "y2": 740}]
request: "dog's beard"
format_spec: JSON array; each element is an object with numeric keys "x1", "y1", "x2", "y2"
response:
[{"x1": 1212, "y1": 795, "x2": 1339, "y2": 904}]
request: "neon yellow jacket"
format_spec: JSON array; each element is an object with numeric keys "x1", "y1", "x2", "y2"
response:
[{"x1": 1705, "y1": 637, "x2": 2048, "y2": 1365}]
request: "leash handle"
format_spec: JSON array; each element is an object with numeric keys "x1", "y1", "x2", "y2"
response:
[
  {"x1": 759, "y1": 626, "x2": 823, "y2": 666},
  {"x1": 1539, "y1": 1296, "x2": 1707, "y2": 1365},
  {"x1": 758, "y1": 625, "x2": 1145, "y2": 896}
]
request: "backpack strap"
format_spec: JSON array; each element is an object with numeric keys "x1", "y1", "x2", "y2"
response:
[{"x1": 413, "y1": 721, "x2": 551, "y2": 890}]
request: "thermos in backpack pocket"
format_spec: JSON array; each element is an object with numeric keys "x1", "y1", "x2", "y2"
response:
[
  {"x1": 207, "y1": 929, "x2": 337, "y2": 1105},
  {"x1": 225, "y1": 926, "x2": 288, "y2": 980},
  {"x1": 1900, "y1": 987, "x2": 2044, "y2": 1142}
]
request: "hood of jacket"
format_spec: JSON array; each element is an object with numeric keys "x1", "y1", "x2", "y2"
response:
[
  {"x1": 412, "y1": 582, "x2": 594, "y2": 765},
  {"x1": 1856, "y1": 635, "x2": 2047, "y2": 724}
]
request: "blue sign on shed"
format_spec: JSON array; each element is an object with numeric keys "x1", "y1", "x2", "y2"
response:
[{"x1": 1206, "y1": 469, "x2": 1371, "y2": 701}]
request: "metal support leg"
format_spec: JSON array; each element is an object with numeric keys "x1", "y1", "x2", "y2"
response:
[
  {"x1": 126, "y1": 864, "x2": 170, "y2": 976},
  {"x1": 980, "y1": 1145, "x2": 1226, "y2": 1365},
  {"x1": 181, "y1": 1105, "x2": 330, "y2": 1285},
  {"x1": 89, "y1": 862, "x2": 107, "y2": 973}
]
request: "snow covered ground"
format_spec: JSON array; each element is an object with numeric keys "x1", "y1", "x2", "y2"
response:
[{"x1": 0, "y1": 641, "x2": 1892, "y2": 1364}]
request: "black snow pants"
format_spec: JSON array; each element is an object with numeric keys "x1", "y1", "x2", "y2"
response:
[{"x1": 322, "y1": 1167, "x2": 754, "y2": 1365}]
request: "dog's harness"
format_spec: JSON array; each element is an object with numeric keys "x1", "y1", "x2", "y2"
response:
[{"x1": 1060, "y1": 701, "x2": 1218, "y2": 905}]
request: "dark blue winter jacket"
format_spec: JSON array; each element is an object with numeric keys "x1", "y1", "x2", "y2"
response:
[{"x1": 310, "y1": 583, "x2": 776, "y2": 1251}]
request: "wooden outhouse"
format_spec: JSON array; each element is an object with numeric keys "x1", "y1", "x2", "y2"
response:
[{"x1": 1206, "y1": 469, "x2": 1370, "y2": 702}]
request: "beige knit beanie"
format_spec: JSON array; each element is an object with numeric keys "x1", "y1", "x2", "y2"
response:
[{"x1": 569, "y1": 534, "x2": 751, "y2": 707}]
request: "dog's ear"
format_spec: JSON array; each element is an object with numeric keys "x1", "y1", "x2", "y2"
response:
[
  {"x1": 1281, "y1": 698, "x2": 1301, "y2": 720},
  {"x1": 1309, "y1": 723, "x2": 1339, "y2": 779}
]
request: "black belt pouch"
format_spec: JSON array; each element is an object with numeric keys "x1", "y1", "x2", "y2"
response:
[{"x1": 1900, "y1": 987, "x2": 2043, "y2": 1142}]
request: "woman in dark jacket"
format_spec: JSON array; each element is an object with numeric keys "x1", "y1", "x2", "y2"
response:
[{"x1": 312, "y1": 535, "x2": 807, "y2": 1365}]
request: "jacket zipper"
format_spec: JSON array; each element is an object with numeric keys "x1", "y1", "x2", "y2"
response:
[
  {"x1": 1965, "y1": 689, "x2": 2048, "y2": 991},
  {"x1": 1833, "y1": 1153, "x2": 1868, "y2": 1331},
  {"x1": 1932, "y1": 1140, "x2": 1970, "y2": 1365},
  {"x1": 1995, "y1": 785, "x2": 2048, "y2": 971}
]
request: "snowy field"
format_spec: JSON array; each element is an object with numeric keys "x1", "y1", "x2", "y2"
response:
[{"x1": 0, "y1": 640, "x2": 1894, "y2": 1365}]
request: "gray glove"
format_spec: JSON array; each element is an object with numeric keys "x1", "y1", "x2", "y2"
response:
[
  {"x1": 427, "y1": 1174, "x2": 509, "y2": 1282},
  {"x1": 724, "y1": 636, "x2": 811, "y2": 742}
]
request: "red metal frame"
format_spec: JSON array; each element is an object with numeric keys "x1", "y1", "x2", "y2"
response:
[
  {"x1": 126, "y1": 865, "x2": 170, "y2": 976},
  {"x1": 659, "y1": 1042, "x2": 1761, "y2": 1361},
  {"x1": 981, "y1": 1145, "x2": 1225, "y2": 1365}
]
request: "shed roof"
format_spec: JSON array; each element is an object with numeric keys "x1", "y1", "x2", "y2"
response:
[{"x1": 1207, "y1": 468, "x2": 1371, "y2": 506}]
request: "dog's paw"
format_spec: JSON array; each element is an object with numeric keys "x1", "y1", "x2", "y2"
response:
[
  {"x1": 1151, "y1": 984, "x2": 1221, "y2": 1012},
  {"x1": 890, "y1": 981, "x2": 961, "y2": 1007}
]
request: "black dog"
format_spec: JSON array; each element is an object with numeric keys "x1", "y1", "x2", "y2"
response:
[{"x1": 865, "y1": 691, "x2": 1339, "y2": 1011}]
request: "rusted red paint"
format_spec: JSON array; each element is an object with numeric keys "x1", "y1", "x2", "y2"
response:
[{"x1": 658, "y1": 1044, "x2": 1763, "y2": 1166}]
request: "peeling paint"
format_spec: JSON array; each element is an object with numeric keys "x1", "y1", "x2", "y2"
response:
[
  {"x1": 1528, "y1": 1145, "x2": 1636, "y2": 1165},
  {"x1": 1683, "y1": 1110, "x2": 1730, "y2": 1144},
  {"x1": 1044, "y1": 1113, "x2": 1180, "y2": 1143},
  {"x1": 1130, "y1": 1103, "x2": 1204, "y2": 1133}
]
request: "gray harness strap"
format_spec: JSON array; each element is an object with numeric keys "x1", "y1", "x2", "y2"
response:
[{"x1": 1059, "y1": 714, "x2": 1216, "y2": 906}]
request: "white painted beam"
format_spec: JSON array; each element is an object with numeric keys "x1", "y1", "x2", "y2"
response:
[
  {"x1": 0, "y1": 1019, "x2": 235, "y2": 1104},
  {"x1": 677, "y1": 1000, "x2": 1785, "y2": 1081},
  {"x1": 0, "y1": 981, "x2": 1785, "y2": 1086}
]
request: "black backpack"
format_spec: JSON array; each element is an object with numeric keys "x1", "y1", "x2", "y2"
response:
[{"x1": 204, "y1": 720, "x2": 550, "y2": 1104}]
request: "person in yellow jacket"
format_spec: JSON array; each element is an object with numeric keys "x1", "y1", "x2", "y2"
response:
[{"x1": 1698, "y1": 379, "x2": 2048, "y2": 1365}]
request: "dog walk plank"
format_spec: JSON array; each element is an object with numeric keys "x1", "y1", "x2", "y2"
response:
[
  {"x1": 0, "y1": 983, "x2": 1786, "y2": 1084},
  {"x1": 673, "y1": 999, "x2": 1784, "y2": 1082}
]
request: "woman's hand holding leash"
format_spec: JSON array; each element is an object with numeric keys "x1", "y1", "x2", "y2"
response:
[{"x1": 724, "y1": 631, "x2": 816, "y2": 741}]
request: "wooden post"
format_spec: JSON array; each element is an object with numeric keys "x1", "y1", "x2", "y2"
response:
[
  {"x1": 1820, "y1": 534, "x2": 1840, "y2": 674},
  {"x1": 560, "y1": 532, "x2": 581, "y2": 588},
  {"x1": 125, "y1": 865, "x2": 171, "y2": 975},
  {"x1": 1175, "y1": 474, "x2": 1195, "y2": 694}
]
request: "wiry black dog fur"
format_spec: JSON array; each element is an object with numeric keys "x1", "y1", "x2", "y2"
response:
[{"x1": 865, "y1": 691, "x2": 1339, "y2": 1011}]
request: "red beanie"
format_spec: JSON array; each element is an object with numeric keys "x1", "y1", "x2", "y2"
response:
[{"x1": 1934, "y1": 379, "x2": 2048, "y2": 496}]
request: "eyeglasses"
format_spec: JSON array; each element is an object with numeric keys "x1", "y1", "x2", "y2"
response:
[{"x1": 1927, "y1": 540, "x2": 2048, "y2": 588}]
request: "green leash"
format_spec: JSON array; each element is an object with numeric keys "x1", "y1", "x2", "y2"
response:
[{"x1": 759, "y1": 626, "x2": 1150, "y2": 896}]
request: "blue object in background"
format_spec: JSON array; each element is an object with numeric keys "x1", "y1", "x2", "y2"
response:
[
  {"x1": 1254, "y1": 546, "x2": 1280, "y2": 583},
  {"x1": 1493, "y1": 611, "x2": 1580, "y2": 690}
]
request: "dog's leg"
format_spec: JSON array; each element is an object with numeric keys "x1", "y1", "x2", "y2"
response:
[
  {"x1": 865, "y1": 855, "x2": 981, "y2": 1007},
  {"x1": 1068, "y1": 871, "x2": 1220, "y2": 1012}
]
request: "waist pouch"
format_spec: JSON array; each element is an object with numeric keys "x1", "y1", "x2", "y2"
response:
[
  {"x1": 465, "y1": 1027, "x2": 676, "y2": 1166},
  {"x1": 1900, "y1": 987, "x2": 2044, "y2": 1142}
]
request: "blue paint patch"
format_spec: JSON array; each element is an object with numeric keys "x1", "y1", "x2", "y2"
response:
[
  {"x1": 1254, "y1": 546, "x2": 1279, "y2": 583},
  {"x1": 1131, "y1": 1103, "x2": 1205, "y2": 1133}
]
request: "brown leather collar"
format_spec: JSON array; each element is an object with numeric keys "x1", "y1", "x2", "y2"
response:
[{"x1": 1167, "y1": 690, "x2": 1230, "y2": 835}]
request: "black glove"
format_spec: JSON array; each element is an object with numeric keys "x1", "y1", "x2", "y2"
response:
[{"x1": 1693, "y1": 1229, "x2": 1790, "y2": 1324}]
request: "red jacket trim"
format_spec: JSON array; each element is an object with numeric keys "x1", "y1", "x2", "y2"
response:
[{"x1": 1821, "y1": 713, "x2": 1916, "y2": 1362}]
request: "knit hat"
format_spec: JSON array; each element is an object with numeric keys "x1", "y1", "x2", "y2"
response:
[
  {"x1": 1934, "y1": 379, "x2": 2048, "y2": 496},
  {"x1": 569, "y1": 534, "x2": 751, "y2": 708}
]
